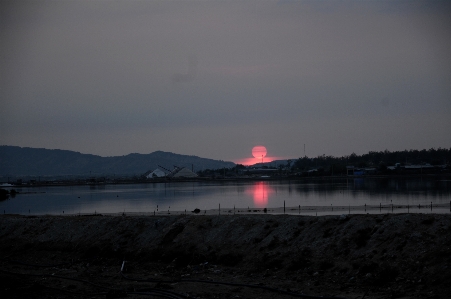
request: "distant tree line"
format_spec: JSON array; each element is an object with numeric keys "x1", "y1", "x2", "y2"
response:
[
  {"x1": 293, "y1": 148, "x2": 450, "y2": 175},
  {"x1": 197, "y1": 148, "x2": 451, "y2": 177}
]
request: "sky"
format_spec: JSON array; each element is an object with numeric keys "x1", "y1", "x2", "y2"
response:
[{"x1": 1, "y1": 0, "x2": 450, "y2": 164}]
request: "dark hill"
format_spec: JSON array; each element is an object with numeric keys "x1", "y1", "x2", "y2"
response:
[{"x1": 0, "y1": 146, "x2": 235, "y2": 176}]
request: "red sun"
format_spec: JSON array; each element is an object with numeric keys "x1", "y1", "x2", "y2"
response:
[{"x1": 252, "y1": 146, "x2": 267, "y2": 159}]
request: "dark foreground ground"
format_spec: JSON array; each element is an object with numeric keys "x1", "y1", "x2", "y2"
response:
[{"x1": 0, "y1": 213, "x2": 450, "y2": 299}]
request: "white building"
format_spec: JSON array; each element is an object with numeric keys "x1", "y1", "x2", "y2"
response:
[
  {"x1": 145, "y1": 166, "x2": 197, "y2": 179},
  {"x1": 145, "y1": 168, "x2": 167, "y2": 178}
]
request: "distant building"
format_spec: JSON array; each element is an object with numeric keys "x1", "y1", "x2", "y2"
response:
[
  {"x1": 387, "y1": 164, "x2": 437, "y2": 174},
  {"x1": 168, "y1": 167, "x2": 198, "y2": 178},
  {"x1": 404, "y1": 164, "x2": 434, "y2": 170},
  {"x1": 145, "y1": 168, "x2": 167, "y2": 179},
  {"x1": 144, "y1": 165, "x2": 198, "y2": 179},
  {"x1": 346, "y1": 166, "x2": 376, "y2": 176},
  {"x1": 245, "y1": 168, "x2": 279, "y2": 175}
]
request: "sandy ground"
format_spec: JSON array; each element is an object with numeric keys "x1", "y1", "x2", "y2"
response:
[{"x1": 0, "y1": 213, "x2": 450, "y2": 299}]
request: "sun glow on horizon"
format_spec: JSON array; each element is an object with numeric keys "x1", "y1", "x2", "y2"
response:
[
  {"x1": 234, "y1": 145, "x2": 266, "y2": 165},
  {"x1": 252, "y1": 146, "x2": 267, "y2": 159},
  {"x1": 232, "y1": 145, "x2": 288, "y2": 165},
  {"x1": 233, "y1": 156, "x2": 278, "y2": 165}
]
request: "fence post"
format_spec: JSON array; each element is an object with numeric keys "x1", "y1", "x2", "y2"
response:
[
  {"x1": 219, "y1": 203, "x2": 220, "y2": 215},
  {"x1": 284, "y1": 201, "x2": 285, "y2": 214}
]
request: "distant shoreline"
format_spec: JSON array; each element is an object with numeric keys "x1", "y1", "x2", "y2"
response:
[{"x1": 1, "y1": 172, "x2": 450, "y2": 188}]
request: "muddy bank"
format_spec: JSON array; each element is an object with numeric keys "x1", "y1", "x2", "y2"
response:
[{"x1": 1, "y1": 213, "x2": 450, "y2": 298}]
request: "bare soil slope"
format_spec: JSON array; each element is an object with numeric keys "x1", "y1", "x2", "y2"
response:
[{"x1": 0, "y1": 213, "x2": 450, "y2": 299}]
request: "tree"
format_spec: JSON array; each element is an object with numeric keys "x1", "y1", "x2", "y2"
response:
[{"x1": 378, "y1": 162, "x2": 387, "y2": 171}]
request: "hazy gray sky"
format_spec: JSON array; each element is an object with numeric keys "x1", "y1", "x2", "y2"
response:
[{"x1": 1, "y1": 0, "x2": 450, "y2": 163}]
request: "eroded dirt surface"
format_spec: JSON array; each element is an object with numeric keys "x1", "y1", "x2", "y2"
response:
[{"x1": 0, "y1": 213, "x2": 450, "y2": 299}]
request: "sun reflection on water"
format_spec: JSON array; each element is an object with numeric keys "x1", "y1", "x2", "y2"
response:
[{"x1": 248, "y1": 182, "x2": 274, "y2": 208}]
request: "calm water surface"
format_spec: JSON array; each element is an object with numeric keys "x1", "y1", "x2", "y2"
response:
[{"x1": 1, "y1": 178, "x2": 450, "y2": 215}]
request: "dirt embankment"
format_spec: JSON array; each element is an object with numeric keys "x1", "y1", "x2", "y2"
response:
[{"x1": 0, "y1": 213, "x2": 450, "y2": 299}]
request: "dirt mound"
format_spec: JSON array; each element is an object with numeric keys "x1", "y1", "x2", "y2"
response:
[{"x1": 0, "y1": 213, "x2": 450, "y2": 298}]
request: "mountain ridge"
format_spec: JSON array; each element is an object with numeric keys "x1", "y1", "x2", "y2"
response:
[{"x1": 0, "y1": 146, "x2": 235, "y2": 177}]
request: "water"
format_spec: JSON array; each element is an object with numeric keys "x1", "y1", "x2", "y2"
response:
[{"x1": 1, "y1": 178, "x2": 450, "y2": 216}]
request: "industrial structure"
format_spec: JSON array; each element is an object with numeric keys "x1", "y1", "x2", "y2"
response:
[{"x1": 144, "y1": 165, "x2": 197, "y2": 179}]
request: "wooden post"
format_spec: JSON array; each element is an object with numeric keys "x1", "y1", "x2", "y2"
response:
[
  {"x1": 219, "y1": 203, "x2": 220, "y2": 215},
  {"x1": 284, "y1": 201, "x2": 285, "y2": 214},
  {"x1": 299, "y1": 205, "x2": 300, "y2": 214}
]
